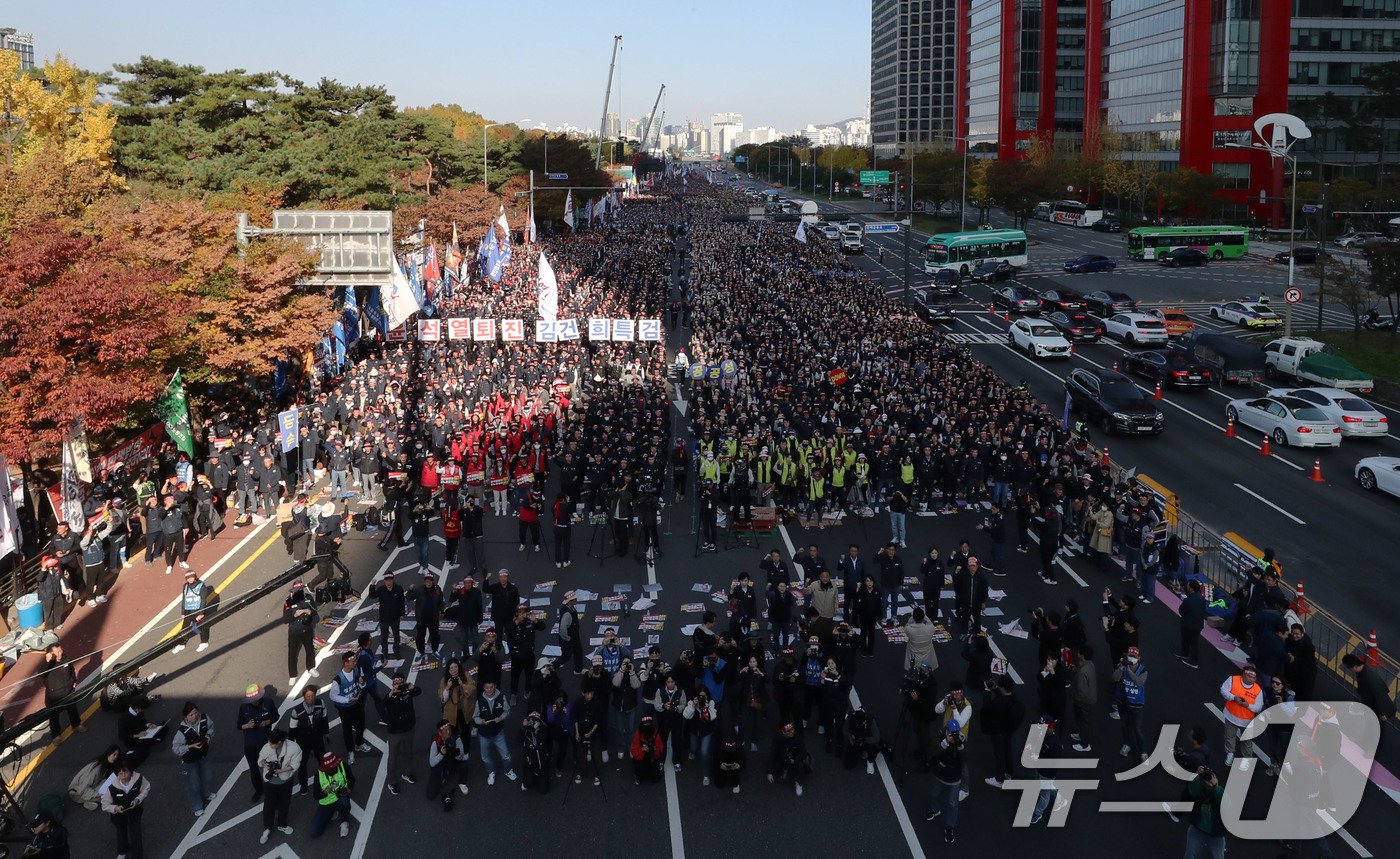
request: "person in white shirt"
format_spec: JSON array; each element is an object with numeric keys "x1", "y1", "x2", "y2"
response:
[{"x1": 257, "y1": 729, "x2": 302, "y2": 844}]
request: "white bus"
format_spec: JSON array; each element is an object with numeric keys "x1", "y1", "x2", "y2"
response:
[
  {"x1": 923, "y1": 229, "x2": 1029, "y2": 275},
  {"x1": 1046, "y1": 200, "x2": 1104, "y2": 228}
]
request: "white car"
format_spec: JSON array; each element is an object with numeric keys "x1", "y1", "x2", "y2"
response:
[
  {"x1": 818, "y1": 224, "x2": 841, "y2": 241},
  {"x1": 1210, "y1": 301, "x2": 1283, "y2": 329},
  {"x1": 1266, "y1": 387, "x2": 1389, "y2": 438},
  {"x1": 1355, "y1": 456, "x2": 1400, "y2": 497},
  {"x1": 1008, "y1": 319, "x2": 1072, "y2": 359},
  {"x1": 1225, "y1": 396, "x2": 1343, "y2": 448},
  {"x1": 1101, "y1": 312, "x2": 1169, "y2": 346},
  {"x1": 1335, "y1": 232, "x2": 1382, "y2": 248}
]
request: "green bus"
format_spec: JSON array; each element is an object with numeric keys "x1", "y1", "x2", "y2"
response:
[
  {"x1": 1126, "y1": 225, "x2": 1250, "y2": 261},
  {"x1": 924, "y1": 228, "x2": 1029, "y2": 274}
]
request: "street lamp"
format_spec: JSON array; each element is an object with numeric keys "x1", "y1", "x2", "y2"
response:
[
  {"x1": 1227, "y1": 115, "x2": 1311, "y2": 335},
  {"x1": 483, "y1": 122, "x2": 502, "y2": 191}
]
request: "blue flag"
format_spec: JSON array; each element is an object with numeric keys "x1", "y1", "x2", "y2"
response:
[
  {"x1": 364, "y1": 286, "x2": 388, "y2": 337},
  {"x1": 277, "y1": 408, "x2": 299, "y2": 454},
  {"x1": 331, "y1": 321, "x2": 347, "y2": 373},
  {"x1": 483, "y1": 224, "x2": 500, "y2": 282},
  {"x1": 341, "y1": 287, "x2": 360, "y2": 346}
]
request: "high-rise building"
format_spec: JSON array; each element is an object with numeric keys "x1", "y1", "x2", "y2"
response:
[
  {"x1": 919, "y1": 1, "x2": 1400, "y2": 224},
  {"x1": 601, "y1": 112, "x2": 621, "y2": 139},
  {"x1": 0, "y1": 28, "x2": 34, "y2": 70},
  {"x1": 711, "y1": 112, "x2": 745, "y2": 153},
  {"x1": 870, "y1": 0, "x2": 959, "y2": 157},
  {"x1": 625, "y1": 118, "x2": 642, "y2": 140}
]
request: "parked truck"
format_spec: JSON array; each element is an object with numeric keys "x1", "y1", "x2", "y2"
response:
[
  {"x1": 1263, "y1": 337, "x2": 1375, "y2": 393},
  {"x1": 1169, "y1": 330, "x2": 1267, "y2": 386}
]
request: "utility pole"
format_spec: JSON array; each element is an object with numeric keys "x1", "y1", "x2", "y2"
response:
[{"x1": 595, "y1": 35, "x2": 622, "y2": 169}]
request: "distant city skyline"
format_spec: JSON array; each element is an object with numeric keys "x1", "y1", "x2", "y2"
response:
[{"x1": 12, "y1": 0, "x2": 869, "y2": 135}]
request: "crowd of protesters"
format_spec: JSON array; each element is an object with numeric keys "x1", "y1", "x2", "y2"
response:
[{"x1": 21, "y1": 170, "x2": 1393, "y2": 859}]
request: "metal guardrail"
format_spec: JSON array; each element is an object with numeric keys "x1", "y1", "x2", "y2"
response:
[{"x1": 1099, "y1": 451, "x2": 1400, "y2": 700}]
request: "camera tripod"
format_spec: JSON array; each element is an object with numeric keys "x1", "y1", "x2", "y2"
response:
[{"x1": 585, "y1": 516, "x2": 613, "y2": 567}]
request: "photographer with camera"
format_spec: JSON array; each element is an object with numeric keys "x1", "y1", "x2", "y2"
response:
[
  {"x1": 842, "y1": 707, "x2": 881, "y2": 775},
  {"x1": 518, "y1": 488, "x2": 544, "y2": 553},
  {"x1": 610, "y1": 657, "x2": 643, "y2": 763},
  {"x1": 426, "y1": 719, "x2": 470, "y2": 807},
  {"x1": 818, "y1": 658, "x2": 845, "y2": 750},
  {"x1": 767, "y1": 721, "x2": 811, "y2": 797},
  {"x1": 935, "y1": 684, "x2": 973, "y2": 799},
  {"x1": 256, "y1": 729, "x2": 300, "y2": 844},
  {"x1": 925, "y1": 718, "x2": 967, "y2": 842},
  {"x1": 310, "y1": 752, "x2": 353, "y2": 839},
  {"x1": 519, "y1": 709, "x2": 550, "y2": 793},
  {"x1": 1182, "y1": 765, "x2": 1226, "y2": 857},
  {"x1": 901, "y1": 661, "x2": 938, "y2": 765},
  {"x1": 384, "y1": 672, "x2": 423, "y2": 794},
  {"x1": 474, "y1": 680, "x2": 517, "y2": 785},
  {"x1": 630, "y1": 715, "x2": 666, "y2": 785},
  {"x1": 283, "y1": 581, "x2": 319, "y2": 687}
]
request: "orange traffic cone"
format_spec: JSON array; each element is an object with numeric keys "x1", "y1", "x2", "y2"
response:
[
  {"x1": 1367, "y1": 629, "x2": 1381, "y2": 667},
  {"x1": 1002, "y1": 311, "x2": 1011, "y2": 322},
  {"x1": 1293, "y1": 580, "x2": 1309, "y2": 617},
  {"x1": 1224, "y1": 416, "x2": 1236, "y2": 438},
  {"x1": 1309, "y1": 458, "x2": 1324, "y2": 483},
  {"x1": 1153, "y1": 381, "x2": 1163, "y2": 400},
  {"x1": 987, "y1": 302, "x2": 995, "y2": 316},
  {"x1": 1069, "y1": 341, "x2": 1076, "y2": 356},
  {"x1": 1259, "y1": 435, "x2": 1272, "y2": 456}
]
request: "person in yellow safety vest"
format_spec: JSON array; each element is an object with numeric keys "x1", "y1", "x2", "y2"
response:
[
  {"x1": 698, "y1": 450, "x2": 721, "y2": 486},
  {"x1": 804, "y1": 466, "x2": 825, "y2": 526},
  {"x1": 697, "y1": 433, "x2": 717, "y2": 461},
  {"x1": 899, "y1": 455, "x2": 917, "y2": 499},
  {"x1": 311, "y1": 752, "x2": 354, "y2": 838},
  {"x1": 829, "y1": 460, "x2": 848, "y2": 515},
  {"x1": 1220, "y1": 664, "x2": 1266, "y2": 767},
  {"x1": 774, "y1": 454, "x2": 794, "y2": 512},
  {"x1": 853, "y1": 454, "x2": 871, "y2": 508}
]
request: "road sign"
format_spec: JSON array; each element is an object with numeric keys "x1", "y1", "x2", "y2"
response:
[
  {"x1": 860, "y1": 170, "x2": 891, "y2": 186},
  {"x1": 865, "y1": 223, "x2": 899, "y2": 233},
  {"x1": 1284, "y1": 287, "x2": 1303, "y2": 304},
  {"x1": 735, "y1": 155, "x2": 747, "y2": 163},
  {"x1": 547, "y1": 172, "x2": 569, "y2": 180},
  {"x1": 1302, "y1": 204, "x2": 1318, "y2": 214}
]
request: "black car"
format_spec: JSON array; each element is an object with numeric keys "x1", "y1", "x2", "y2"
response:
[
  {"x1": 930, "y1": 268, "x2": 961, "y2": 296},
  {"x1": 1157, "y1": 247, "x2": 1209, "y2": 267},
  {"x1": 969, "y1": 260, "x2": 1015, "y2": 283},
  {"x1": 1091, "y1": 219, "x2": 1123, "y2": 233},
  {"x1": 1044, "y1": 310, "x2": 1103, "y2": 342},
  {"x1": 1274, "y1": 247, "x2": 1329, "y2": 265},
  {"x1": 1066, "y1": 367, "x2": 1165, "y2": 435},
  {"x1": 1083, "y1": 290, "x2": 1138, "y2": 317},
  {"x1": 911, "y1": 289, "x2": 956, "y2": 325},
  {"x1": 992, "y1": 285, "x2": 1043, "y2": 314},
  {"x1": 1038, "y1": 287, "x2": 1088, "y2": 312},
  {"x1": 1122, "y1": 350, "x2": 1214, "y2": 389}
]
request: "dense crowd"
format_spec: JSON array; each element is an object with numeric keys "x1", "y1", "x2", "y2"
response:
[{"x1": 21, "y1": 171, "x2": 1393, "y2": 859}]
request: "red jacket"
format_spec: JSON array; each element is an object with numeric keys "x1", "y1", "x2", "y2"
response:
[{"x1": 630, "y1": 729, "x2": 665, "y2": 763}]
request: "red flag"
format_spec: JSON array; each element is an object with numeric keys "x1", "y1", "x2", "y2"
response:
[{"x1": 423, "y1": 246, "x2": 442, "y2": 302}]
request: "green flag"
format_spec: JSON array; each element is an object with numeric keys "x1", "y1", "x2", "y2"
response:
[{"x1": 156, "y1": 370, "x2": 195, "y2": 458}]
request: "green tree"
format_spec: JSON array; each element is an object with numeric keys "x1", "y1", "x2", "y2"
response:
[
  {"x1": 986, "y1": 160, "x2": 1055, "y2": 228},
  {"x1": 1317, "y1": 257, "x2": 1376, "y2": 334},
  {"x1": 1154, "y1": 168, "x2": 1225, "y2": 220},
  {"x1": 1360, "y1": 61, "x2": 1400, "y2": 194},
  {"x1": 1362, "y1": 240, "x2": 1400, "y2": 323}
]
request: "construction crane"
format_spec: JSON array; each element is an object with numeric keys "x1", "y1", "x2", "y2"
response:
[
  {"x1": 595, "y1": 35, "x2": 622, "y2": 169},
  {"x1": 640, "y1": 83, "x2": 666, "y2": 153}
]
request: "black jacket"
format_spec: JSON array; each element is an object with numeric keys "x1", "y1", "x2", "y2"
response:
[
  {"x1": 384, "y1": 685, "x2": 422, "y2": 734},
  {"x1": 981, "y1": 690, "x2": 1026, "y2": 737},
  {"x1": 371, "y1": 583, "x2": 406, "y2": 620},
  {"x1": 1180, "y1": 592, "x2": 1207, "y2": 632}
]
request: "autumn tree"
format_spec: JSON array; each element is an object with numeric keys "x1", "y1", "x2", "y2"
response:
[
  {"x1": 1154, "y1": 168, "x2": 1226, "y2": 220},
  {"x1": 0, "y1": 51, "x2": 122, "y2": 239},
  {"x1": 0, "y1": 223, "x2": 181, "y2": 465},
  {"x1": 987, "y1": 160, "x2": 1056, "y2": 227},
  {"x1": 1317, "y1": 257, "x2": 1376, "y2": 334},
  {"x1": 92, "y1": 196, "x2": 331, "y2": 385},
  {"x1": 1362, "y1": 240, "x2": 1400, "y2": 323}
]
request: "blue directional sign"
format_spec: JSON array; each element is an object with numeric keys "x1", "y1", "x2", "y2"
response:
[
  {"x1": 865, "y1": 223, "x2": 900, "y2": 233},
  {"x1": 1301, "y1": 204, "x2": 1318, "y2": 214},
  {"x1": 547, "y1": 172, "x2": 569, "y2": 180}
]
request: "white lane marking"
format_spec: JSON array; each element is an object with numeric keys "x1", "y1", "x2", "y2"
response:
[
  {"x1": 170, "y1": 545, "x2": 406, "y2": 859},
  {"x1": 664, "y1": 743, "x2": 687, "y2": 859},
  {"x1": 985, "y1": 635, "x2": 1025, "y2": 686},
  {"x1": 1233, "y1": 483, "x2": 1306, "y2": 525},
  {"x1": 848, "y1": 687, "x2": 929, "y2": 859}
]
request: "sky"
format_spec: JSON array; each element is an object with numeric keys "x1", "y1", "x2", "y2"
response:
[{"x1": 11, "y1": 0, "x2": 871, "y2": 132}]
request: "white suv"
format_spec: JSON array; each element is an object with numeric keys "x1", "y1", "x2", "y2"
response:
[{"x1": 1336, "y1": 232, "x2": 1382, "y2": 248}]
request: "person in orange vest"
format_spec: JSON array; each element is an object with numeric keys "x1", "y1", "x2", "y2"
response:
[
  {"x1": 1219, "y1": 663, "x2": 1266, "y2": 769},
  {"x1": 487, "y1": 459, "x2": 510, "y2": 517}
]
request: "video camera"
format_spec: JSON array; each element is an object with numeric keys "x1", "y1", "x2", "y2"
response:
[{"x1": 900, "y1": 662, "x2": 933, "y2": 706}]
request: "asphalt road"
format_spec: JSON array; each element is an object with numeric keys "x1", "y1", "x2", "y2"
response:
[
  {"x1": 14, "y1": 181, "x2": 1399, "y2": 859},
  {"x1": 753, "y1": 179, "x2": 1400, "y2": 655},
  {"x1": 20, "y1": 488, "x2": 1400, "y2": 859}
]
